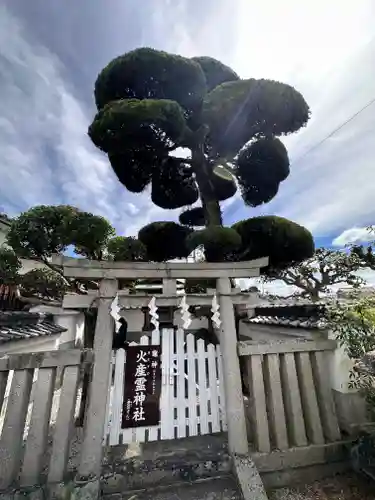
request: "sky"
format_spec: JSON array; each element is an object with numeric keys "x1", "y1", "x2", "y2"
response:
[{"x1": 0, "y1": 0, "x2": 375, "y2": 292}]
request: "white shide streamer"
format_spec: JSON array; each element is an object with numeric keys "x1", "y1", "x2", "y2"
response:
[
  {"x1": 148, "y1": 296, "x2": 160, "y2": 331},
  {"x1": 179, "y1": 294, "x2": 192, "y2": 329},
  {"x1": 110, "y1": 293, "x2": 122, "y2": 332},
  {"x1": 211, "y1": 294, "x2": 221, "y2": 328}
]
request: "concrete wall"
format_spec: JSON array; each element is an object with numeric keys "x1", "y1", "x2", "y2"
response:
[
  {"x1": 0, "y1": 334, "x2": 60, "y2": 354},
  {"x1": 239, "y1": 321, "x2": 315, "y2": 342},
  {"x1": 18, "y1": 258, "x2": 49, "y2": 275},
  {"x1": 30, "y1": 306, "x2": 85, "y2": 350},
  {"x1": 0, "y1": 222, "x2": 7, "y2": 246},
  {"x1": 327, "y1": 329, "x2": 368, "y2": 430}
]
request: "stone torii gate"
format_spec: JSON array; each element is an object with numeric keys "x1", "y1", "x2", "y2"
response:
[{"x1": 53, "y1": 256, "x2": 268, "y2": 491}]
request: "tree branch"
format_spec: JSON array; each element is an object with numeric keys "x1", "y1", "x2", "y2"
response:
[{"x1": 40, "y1": 258, "x2": 71, "y2": 287}]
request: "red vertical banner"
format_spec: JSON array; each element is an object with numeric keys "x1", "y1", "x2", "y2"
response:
[{"x1": 122, "y1": 345, "x2": 162, "y2": 428}]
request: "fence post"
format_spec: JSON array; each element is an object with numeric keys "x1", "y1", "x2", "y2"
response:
[
  {"x1": 328, "y1": 331, "x2": 367, "y2": 431},
  {"x1": 77, "y1": 278, "x2": 118, "y2": 481},
  {"x1": 217, "y1": 277, "x2": 248, "y2": 455}
]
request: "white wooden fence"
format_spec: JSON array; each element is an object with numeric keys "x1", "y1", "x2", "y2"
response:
[
  {"x1": 105, "y1": 328, "x2": 227, "y2": 445},
  {"x1": 0, "y1": 349, "x2": 92, "y2": 489}
]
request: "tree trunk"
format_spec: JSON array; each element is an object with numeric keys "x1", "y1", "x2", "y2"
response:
[
  {"x1": 191, "y1": 138, "x2": 249, "y2": 394},
  {"x1": 204, "y1": 200, "x2": 222, "y2": 226},
  {"x1": 191, "y1": 143, "x2": 222, "y2": 227},
  {"x1": 310, "y1": 289, "x2": 320, "y2": 302}
]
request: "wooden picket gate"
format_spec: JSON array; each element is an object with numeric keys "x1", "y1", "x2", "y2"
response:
[{"x1": 104, "y1": 328, "x2": 227, "y2": 445}]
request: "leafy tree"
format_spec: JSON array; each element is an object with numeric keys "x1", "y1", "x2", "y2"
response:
[
  {"x1": 88, "y1": 47, "x2": 314, "y2": 264},
  {"x1": 7, "y1": 205, "x2": 116, "y2": 269},
  {"x1": 232, "y1": 216, "x2": 314, "y2": 267},
  {"x1": 7, "y1": 205, "x2": 76, "y2": 264},
  {"x1": 138, "y1": 221, "x2": 193, "y2": 261},
  {"x1": 264, "y1": 248, "x2": 365, "y2": 302},
  {"x1": 107, "y1": 236, "x2": 147, "y2": 289},
  {"x1": 68, "y1": 211, "x2": 115, "y2": 260},
  {"x1": 20, "y1": 268, "x2": 69, "y2": 301},
  {"x1": 107, "y1": 236, "x2": 147, "y2": 262},
  {"x1": 351, "y1": 226, "x2": 375, "y2": 270},
  {"x1": 0, "y1": 247, "x2": 21, "y2": 285},
  {"x1": 5, "y1": 205, "x2": 117, "y2": 300},
  {"x1": 328, "y1": 295, "x2": 375, "y2": 419}
]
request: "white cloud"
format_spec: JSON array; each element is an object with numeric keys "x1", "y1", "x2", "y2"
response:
[
  {"x1": 125, "y1": 203, "x2": 140, "y2": 216},
  {"x1": 0, "y1": 5, "x2": 163, "y2": 237},
  {"x1": 233, "y1": 0, "x2": 373, "y2": 81},
  {"x1": 333, "y1": 227, "x2": 374, "y2": 247}
]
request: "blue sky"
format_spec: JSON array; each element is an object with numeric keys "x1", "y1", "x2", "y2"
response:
[{"x1": 0, "y1": 0, "x2": 375, "y2": 253}]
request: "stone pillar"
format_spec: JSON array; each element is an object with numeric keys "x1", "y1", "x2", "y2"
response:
[
  {"x1": 217, "y1": 277, "x2": 248, "y2": 455},
  {"x1": 328, "y1": 329, "x2": 367, "y2": 430},
  {"x1": 162, "y1": 278, "x2": 176, "y2": 295},
  {"x1": 78, "y1": 278, "x2": 118, "y2": 483}
]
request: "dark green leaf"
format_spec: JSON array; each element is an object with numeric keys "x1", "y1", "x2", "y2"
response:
[
  {"x1": 191, "y1": 56, "x2": 239, "y2": 92},
  {"x1": 109, "y1": 153, "x2": 153, "y2": 193},
  {"x1": 0, "y1": 247, "x2": 21, "y2": 285},
  {"x1": 138, "y1": 221, "x2": 193, "y2": 261},
  {"x1": 21, "y1": 269, "x2": 68, "y2": 300},
  {"x1": 232, "y1": 216, "x2": 314, "y2": 269},
  {"x1": 151, "y1": 158, "x2": 199, "y2": 209},
  {"x1": 186, "y1": 226, "x2": 242, "y2": 262},
  {"x1": 95, "y1": 47, "x2": 206, "y2": 114},
  {"x1": 88, "y1": 98, "x2": 188, "y2": 154},
  {"x1": 235, "y1": 138, "x2": 289, "y2": 188},
  {"x1": 203, "y1": 79, "x2": 310, "y2": 157},
  {"x1": 107, "y1": 236, "x2": 147, "y2": 261},
  {"x1": 238, "y1": 180, "x2": 280, "y2": 207},
  {"x1": 211, "y1": 165, "x2": 237, "y2": 201},
  {"x1": 6, "y1": 205, "x2": 77, "y2": 260},
  {"x1": 179, "y1": 207, "x2": 205, "y2": 227},
  {"x1": 68, "y1": 212, "x2": 115, "y2": 260},
  {"x1": 234, "y1": 138, "x2": 289, "y2": 206}
]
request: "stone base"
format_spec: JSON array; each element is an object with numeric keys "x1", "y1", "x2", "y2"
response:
[
  {"x1": 0, "y1": 479, "x2": 100, "y2": 500},
  {"x1": 101, "y1": 434, "x2": 231, "y2": 495},
  {"x1": 232, "y1": 455, "x2": 268, "y2": 500},
  {"x1": 262, "y1": 461, "x2": 350, "y2": 490},
  {"x1": 333, "y1": 390, "x2": 368, "y2": 433},
  {"x1": 252, "y1": 441, "x2": 352, "y2": 489}
]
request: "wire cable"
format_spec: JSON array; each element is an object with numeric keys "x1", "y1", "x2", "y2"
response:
[{"x1": 290, "y1": 96, "x2": 375, "y2": 165}]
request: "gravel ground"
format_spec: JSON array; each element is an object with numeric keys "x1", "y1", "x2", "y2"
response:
[{"x1": 268, "y1": 473, "x2": 375, "y2": 500}]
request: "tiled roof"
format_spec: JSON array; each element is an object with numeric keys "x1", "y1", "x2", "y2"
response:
[
  {"x1": 0, "y1": 312, "x2": 66, "y2": 344},
  {"x1": 247, "y1": 304, "x2": 327, "y2": 330}
]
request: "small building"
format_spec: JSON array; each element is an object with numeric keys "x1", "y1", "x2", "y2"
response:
[
  {"x1": 0, "y1": 311, "x2": 67, "y2": 354},
  {"x1": 239, "y1": 303, "x2": 328, "y2": 342}
]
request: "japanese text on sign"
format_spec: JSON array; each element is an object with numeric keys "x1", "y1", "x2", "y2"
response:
[{"x1": 122, "y1": 345, "x2": 162, "y2": 428}]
